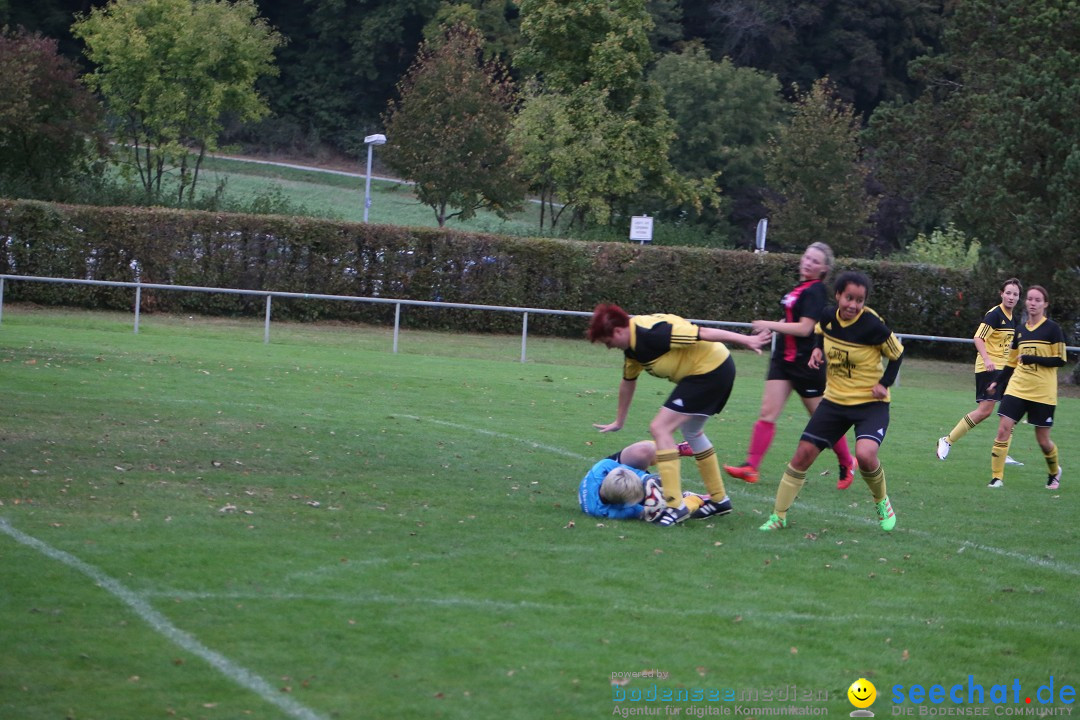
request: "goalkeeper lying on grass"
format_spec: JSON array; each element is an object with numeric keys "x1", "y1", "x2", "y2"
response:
[{"x1": 578, "y1": 440, "x2": 730, "y2": 522}]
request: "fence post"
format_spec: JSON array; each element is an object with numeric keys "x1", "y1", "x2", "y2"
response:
[
  {"x1": 264, "y1": 295, "x2": 272, "y2": 344},
  {"x1": 521, "y1": 311, "x2": 529, "y2": 363},
  {"x1": 134, "y1": 283, "x2": 141, "y2": 334},
  {"x1": 393, "y1": 303, "x2": 401, "y2": 354}
]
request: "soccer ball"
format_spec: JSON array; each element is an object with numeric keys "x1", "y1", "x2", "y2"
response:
[{"x1": 640, "y1": 474, "x2": 665, "y2": 522}]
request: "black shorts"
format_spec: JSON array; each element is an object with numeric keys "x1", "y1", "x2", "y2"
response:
[
  {"x1": 998, "y1": 394, "x2": 1056, "y2": 427},
  {"x1": 975, "y1": 370, "x2": 1005, "y2": 403},
  {"x1": 800, "y1": 398, "x2": 891, "y2": 450},
  {"x1": 662, "y1": 356, "x2": 736, "y2": 416},
  {"x1": 766, "y1": 354, "x2": 826, "y2": 399}
]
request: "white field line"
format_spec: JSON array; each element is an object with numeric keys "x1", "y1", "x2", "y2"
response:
[
  {"x1": 391, "y1": 414, "x2": 1080, "y2": 578},
  {"x1": 391, "y1": 414, "x2": 587, "y2": 459},
  {"x1": 133, "y1": 588, "x2": 1078, "y2": 631},
  {"x1": 0, "y1": 517, "x2": 328, "y2": 720}
]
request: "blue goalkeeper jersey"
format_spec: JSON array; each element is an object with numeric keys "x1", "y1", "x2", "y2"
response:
[{"x1": 578, "y1": 458, "x2": 649, "y2": 519}]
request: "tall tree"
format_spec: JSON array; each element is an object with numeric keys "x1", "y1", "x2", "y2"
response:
[
  {"x1": 869, "y1": 0, "x2": 1080, "y2": 289},
  {"x1": 764, "y1": 78, "x2": 877, "y2": 256},
  {"x1": 73, "y1": 0, "x2": 283, "y2": 202},
  {"x1": 512, "y1": 0, "x2": 706, "y2": 228},
  {"x1": 251, "y1": 0, "x2": 439, "y2": 155},
  {"x1": 422, "y1": 1, "x2": 520, "y2": 63},
  {"x1": 382, "y1": 23, "x2": 523, "y2": 227},
  {"x1": 689, "y1": 0, "x2": 945, "y2": 118},
  {"x1": 1, "y1": 0, "x2": 101, "y2": 60},
  {"x1": 0, "y1": 26, "x2": 107, "y2": 199},
  {"x1": 651, "y1": 44, "x2": 786, "y2": 243}
]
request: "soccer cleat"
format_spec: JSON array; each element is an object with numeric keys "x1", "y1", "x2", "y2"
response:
[
  {"x1": 1047, "y1": 465, "x2": 1062, "y2": 490},
  {"x1": 655, "y1": 504, "x2": 690, "y2": 526},
  {"x1": 1005, "y1": 455, "x2": 1024, "y2": 466},
  {"x1": 759, "y1": 512, "x2": 787, "y2": 531},
  {"x1": 876, "y1": 495, "x2": 897, "y2": 531},
  {"x1": 987, "y1": 478, "x2": 1004, "y2": 488},
  {"x1": 676, "y1": 441, "x2": 694, "y2": 457},
  {"x1": 723, "y1": 464, "x2": 759, "y2": 484},
  {"x1": 690, "y1": 496, "x2": 733, "y2": 519},
  {"x1": 936, "y1": 436, "x2": 951, "y2": 460},
  {"x1": 836, "y1": 464, "x2": 854, "y2": 490}
]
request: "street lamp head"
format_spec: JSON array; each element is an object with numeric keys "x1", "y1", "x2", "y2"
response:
[{"x1": 364, "y1": 133, "x2": 387, "y2": 145}]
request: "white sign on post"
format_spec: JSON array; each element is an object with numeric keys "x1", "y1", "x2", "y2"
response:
[{"x1": 630, "y1": 215, "x2": 654, "y2": 244}]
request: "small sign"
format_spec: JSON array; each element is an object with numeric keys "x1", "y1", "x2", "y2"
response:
[{"x1": 630, "y1": 215, "x2": 654, "y2": 244}]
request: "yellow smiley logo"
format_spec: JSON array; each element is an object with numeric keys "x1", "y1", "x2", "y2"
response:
[{"x1": 848, "y1": 678, "x2": 877, "y2": 709}]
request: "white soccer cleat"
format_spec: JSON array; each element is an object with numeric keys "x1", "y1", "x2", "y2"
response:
[
  {"x1": 936, "y1": 436, "x2": 951, "y2": 460},
  {"x1": 1005, "y1": 456, "x2": 1024, "y2": 466}
]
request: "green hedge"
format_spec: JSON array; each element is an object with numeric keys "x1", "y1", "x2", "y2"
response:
[{"x1": 1, "y1": 200, "x2": 1073, "y2": 361}]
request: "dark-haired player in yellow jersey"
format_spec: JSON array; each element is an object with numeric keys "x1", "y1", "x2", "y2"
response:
[
  {"x1": 587, "y1": 303, "x2": 771, "y2": 526},
  {"x1": 937, "y1": 278, "x2": 1023, "y2": 463},
  {"x1": 987, "y1": 285, "x2": 1067, "y2": 489},
  {"x1": 760, "y1": 271, "x2": 904, "y2": 532}
]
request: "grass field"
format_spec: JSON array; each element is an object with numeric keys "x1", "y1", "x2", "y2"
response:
[
  {"x1": 190, "y1": 155, "x2": 554, "y2": 236},
  {"x1": 1, "y1": 307, "x2": 1078, "y2": 720}
]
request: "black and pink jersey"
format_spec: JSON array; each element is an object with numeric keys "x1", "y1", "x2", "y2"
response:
[{"x1": 775, "y1": 279, "x2": 828, "y2": 363}]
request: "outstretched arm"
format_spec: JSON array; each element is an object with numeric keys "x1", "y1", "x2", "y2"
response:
[
  {"x1": 698, "y1": 326, "x2": 772, "y2": 354},
  {"x1": 751, "y1": 316, "x2": 817, "y2": 338},
  {"x1": 593, "y1": 378, "x2": 637, "y2": 432}
]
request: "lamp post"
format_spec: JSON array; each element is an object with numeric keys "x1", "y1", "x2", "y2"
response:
[{"x1": 363, "y1": 133, "x2": 387, "y2": 223}]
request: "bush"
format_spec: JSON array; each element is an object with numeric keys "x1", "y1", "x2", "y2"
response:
[
  {"x1": 0, "y1": 199, "x2": 1072, "y2": 360},
  {"x1": 893, "y1": 223, "x2": 980, "y2": 269}
]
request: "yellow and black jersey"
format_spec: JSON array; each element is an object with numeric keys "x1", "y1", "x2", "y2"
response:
[
  {"x1": 816, "y1": 306, "x2": 905, "y2": 405},
  {"x1": 1003, "y1": 317, "x2": 1068, "y2": 405},
  {"x1": 623, "y1": 314, "x2": 730, "y2": 383},
  {"x1": 974, "y1": 303, "x2": 1018, "y2": 372}
]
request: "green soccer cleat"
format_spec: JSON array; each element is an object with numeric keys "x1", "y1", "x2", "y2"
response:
[
  {"x1": 876, "y1": 495, "x2": 897, "y2": 532},
  {"x1": 759, "y1": 512, "x2": 787, "y2": 531}
]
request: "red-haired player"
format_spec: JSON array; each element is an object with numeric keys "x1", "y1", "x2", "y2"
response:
[{"x1": 587, "y1": 303, "x2": 771, "y2": 526}]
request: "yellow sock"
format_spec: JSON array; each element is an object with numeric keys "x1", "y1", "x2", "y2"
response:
[
  {"x1": 774, "y1": 464, "x2": 806, "y2": 519},
  {"x1": 1044, "y1": 442, "x2": 1059, "y2": 475},
  {"x1": 655, "y1": 448, "x2": 683, "y2": 508},
  {"x1": 862, "y1": 464, "x2": 886, "y2": 502},
  {"x1": 991, "y1": 438, "x2": 1011, "y2": 480},
  {"x1": 948, "y1": 413, "x2": 977, "y2": 444},
  {"x1": 693, "y1": 446, "x2": 727, "y2": 500},
  {"x1": 683, "y1": 494, "x2": 706, "y2": 513}
]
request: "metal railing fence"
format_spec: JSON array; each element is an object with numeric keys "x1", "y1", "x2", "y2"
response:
[{"x1": 1, "y1": 274, "x2": 1078, "y2": 361}]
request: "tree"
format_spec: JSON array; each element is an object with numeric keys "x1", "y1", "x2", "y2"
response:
[
  {"x1": 651, "y1": 44, "x2": 786, "y2": 243},
  {"x1": 1, "y1": 0, "x2": 101, "y2": 60},
  {"x1": 0, "y1": 27, "x2": 108, "y2": 199},
  {"x1": 249, "y1": 0, "x2": 439, "y2": 155},
  {"x1": 687, "y1": 0, "x2": 945, "y2": 118},
  {"x1": 422, "y1": 1, "x2": 521, "y2": 63},
  {"x1": 868, "y1": 0, "x2": 1080, "y2": 290},
  {"x1": 73, "y1": 0, "x2": 282, "y2": 202},
  {"x1": 764, "y1": 78, "x2": 877, "y2": 256},
  {"x1": 512, "y1": 0, "x2": 707, "y2": 228},
  {"x1": 381, "y1": 23, "x2": 524, "y2": 227}
]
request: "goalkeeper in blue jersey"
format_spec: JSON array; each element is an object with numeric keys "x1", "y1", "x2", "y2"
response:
[{"x1": 578, "y1": 440, "x2": 713, "y2": 521}]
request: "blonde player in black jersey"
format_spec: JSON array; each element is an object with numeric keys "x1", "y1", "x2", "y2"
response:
[
  {"x1": 937, "y1": 278, "x2": 1023, "y2": 461},
  {"x1": 724, "y1": 242, "x2": 857, "y2": 490},
  {"x1": 587, "y1": 303, "x2": 772, "y2": 526},
  {"x1": 760, "y1": 271, "x2": 904, "y2": 532},
  {"x1": 987, "y1": 285, "x2": 1067, "y2": 489}
]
